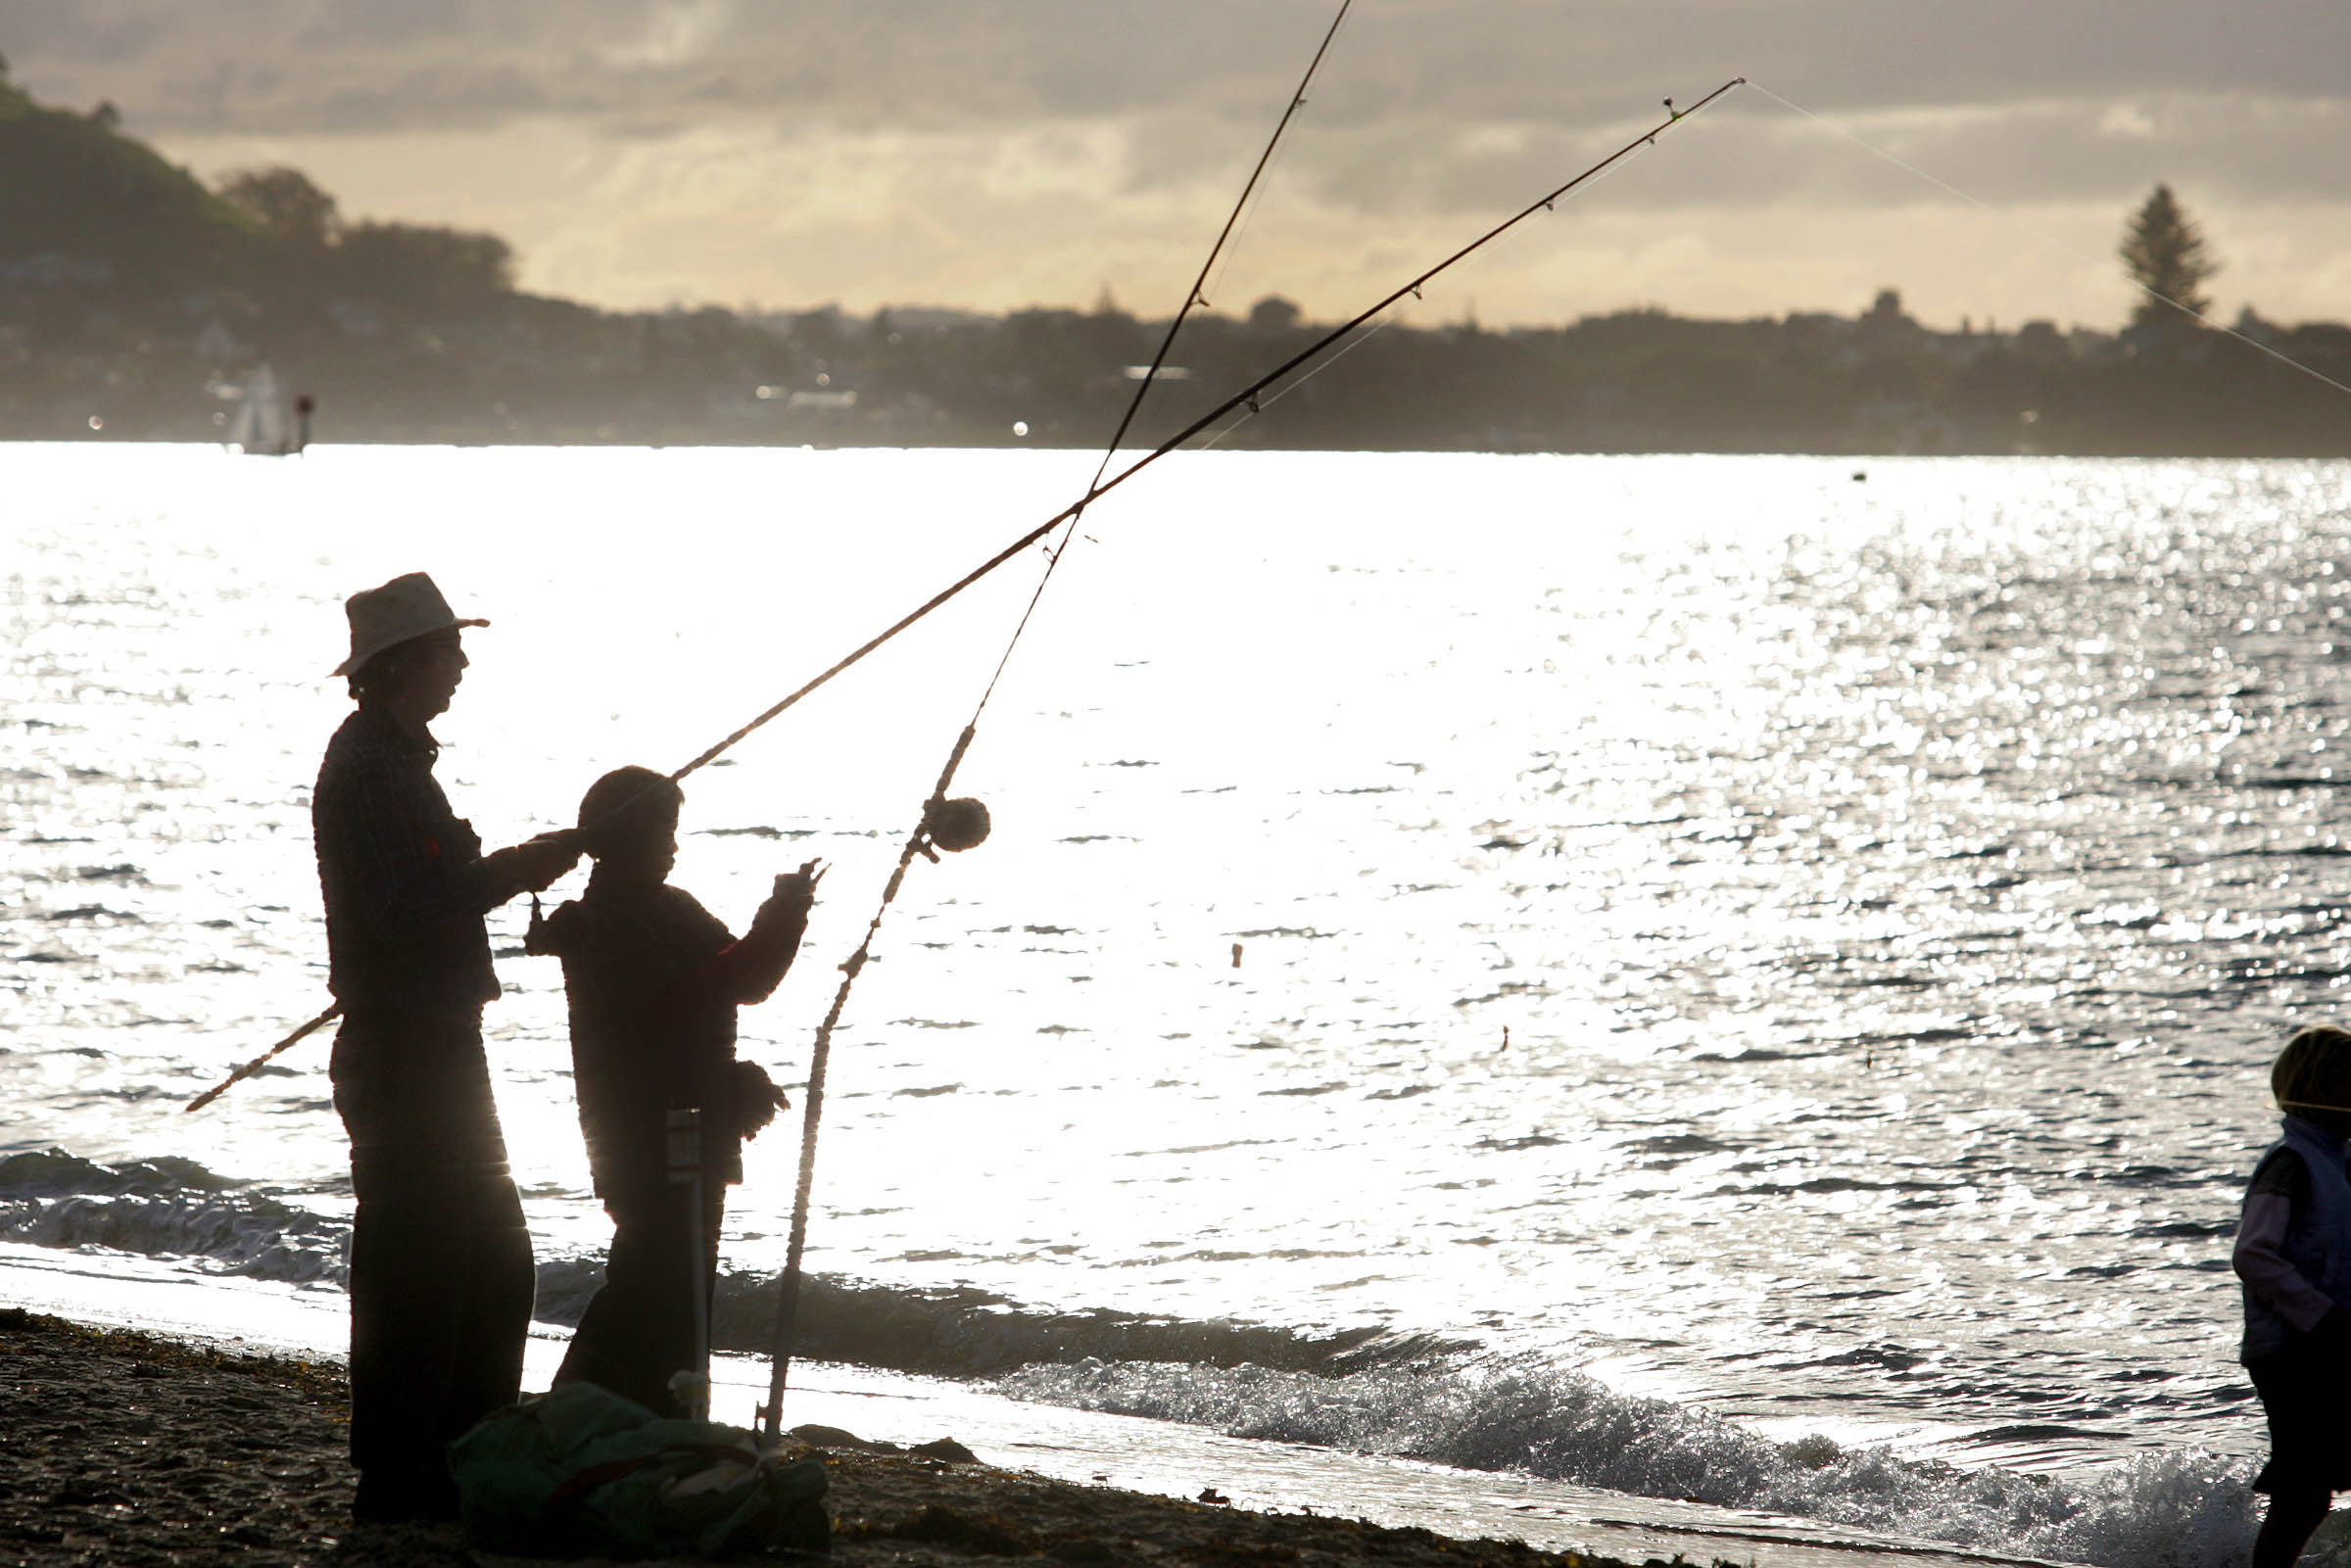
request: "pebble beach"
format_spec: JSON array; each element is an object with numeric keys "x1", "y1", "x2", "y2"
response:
[
  {"x1": 2, "y1": 1306, "x2": 2123, "y2": 1568},
  {"x1": 0, "y1": 1308, "x2": 1656, "y2": 1568}
]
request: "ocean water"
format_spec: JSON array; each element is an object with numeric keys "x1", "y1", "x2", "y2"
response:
[{"x1": 9, "y1": 442, "x2": 2351, "y2": 1567}]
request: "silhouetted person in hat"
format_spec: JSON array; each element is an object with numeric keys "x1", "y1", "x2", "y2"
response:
[
  {"x1": 528, "y1": 766, "x2": 815, "y2": 1416},
  {"x1": 312, "y1": 571, "x2": 580, "y2": 1523}
]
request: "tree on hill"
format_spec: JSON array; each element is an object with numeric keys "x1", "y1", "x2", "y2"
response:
[
  {"x1": 2120, "y1": 184, "x2": 2219, "y2": 330},
  {"x1": 0, "y1": 73, "x2": 254, "y2": 280},
  {"x1": 217, "y1": 166, "x2": 340, "y2": 249},
  {"x1": 336, "y1": 219, "x2": 515, "y2": 307},
  {"x1": 1248, "y1": 295, "x2": 1302, "y2": 333}
]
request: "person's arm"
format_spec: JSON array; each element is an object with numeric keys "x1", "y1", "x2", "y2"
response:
[
  {"x1": 319, "y1": 758, "x2": 577, "y2": 949},
  {"x1": 480, "y1": 832, "x2": 583, "y2": 906},
  {"x1": 2233, "y1": 1151, "x2": 2342, "y2": 1334},
  {"x1": 659, "y1": 862, "x2": 821, "y2": 1013}
]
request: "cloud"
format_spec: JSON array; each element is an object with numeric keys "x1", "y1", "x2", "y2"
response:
[
  {"x1": 16, "y1": 0, "x2": 2350, "y2": 134},
  {"x1": 1284, "y1": 90, "x2": 2351, "y2": 217},
  {"x1": 13, "y1": 1, "x2": 2349, "y2": 325},
  {"x1": 149, "y1": 104, "x2": 2351, "y2": 332},
  {"x1": 16, "y1": 3, "x2": 2348, "y2": 221}
]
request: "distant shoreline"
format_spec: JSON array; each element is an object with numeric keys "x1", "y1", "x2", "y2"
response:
[
  {"x1": 12, "y1": 69, "x2": 2347, "y2": 463},
  {"x1": 24, "y1": 433, "x2": 2351, "y2": 459}
]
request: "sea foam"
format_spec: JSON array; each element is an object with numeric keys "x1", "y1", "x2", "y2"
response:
[{"x1": 994, "y1": 1358, "x2": 2286, "y2": 1568}]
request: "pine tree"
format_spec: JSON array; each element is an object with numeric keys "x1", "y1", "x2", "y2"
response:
[{"x1": 2119, "y1": 184, "x2": 2219, "y2": 330}]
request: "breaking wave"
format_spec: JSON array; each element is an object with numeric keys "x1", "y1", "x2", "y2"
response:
[
  {"x1": 0, "y1": 1148, "x2": 346, "y2": 1284},
  {"x1": 0, "y1": 1148, "x2": 241, "y2": 1199},
  {"x1": 994, "y1": 1358, "x2": 2281, "y2": 1568}
]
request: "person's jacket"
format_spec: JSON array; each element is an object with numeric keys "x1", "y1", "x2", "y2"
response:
[
  {"x1": 313, "y1": 704, "x2": 502, "y2": 1016},
  {"x1": 537, "y1": 874, "x2": 805, "y2": 1200}
]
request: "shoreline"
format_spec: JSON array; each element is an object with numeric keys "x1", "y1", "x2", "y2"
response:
[
  {"x1": 0, "y1": 1306, "x2": 2089, "y2": 1568},
  {"x1": 0, "y1": 1306, "x2": 1635, "y2": 1568}
]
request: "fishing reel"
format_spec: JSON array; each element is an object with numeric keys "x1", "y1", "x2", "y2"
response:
[{"x1": 919, "y1": 796, "x2": 991, "y2": 859}]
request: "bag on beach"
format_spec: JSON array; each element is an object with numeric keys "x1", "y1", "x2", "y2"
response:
[{"x1": 448, "y1": 1380, "x2": 829, "y2": 1558}]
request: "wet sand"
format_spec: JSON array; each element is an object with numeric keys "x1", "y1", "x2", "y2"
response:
[{"x1": 0, "y1": 1307, "x2": 1649, "y2": 1568}]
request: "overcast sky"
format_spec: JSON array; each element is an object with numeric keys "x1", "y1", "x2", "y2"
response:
[{"x1": 11, "y1": 1, "x2": 2348, "y2": 327}]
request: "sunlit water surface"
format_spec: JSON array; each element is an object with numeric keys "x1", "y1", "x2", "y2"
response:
[{"x1": 9, "y1": 444, "x2": 2351, "y2": 1563}]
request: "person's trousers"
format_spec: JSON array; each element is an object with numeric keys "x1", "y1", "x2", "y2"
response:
[
  {"x1": 556, "y1": 1174, "x2": 726, "y2": 1419},
  {"x1": 332, "y1": 1009, "x2": 536, "y2": 1521}
]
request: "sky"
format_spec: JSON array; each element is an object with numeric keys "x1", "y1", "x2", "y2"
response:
[{"x1": 9, "y1": 1, "x2": 2349, "y2": 329}]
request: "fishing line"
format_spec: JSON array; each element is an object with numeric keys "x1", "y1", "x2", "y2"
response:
[
  {"x1": 186, "y1": 77, "x2": 1744, "y2": 1121},
  {"x1": 1196, "y1": 139, "x2": 1292, "y2": 323},
  {"x1": 1194, "y1": 121, "x2": 1316, "y2": 332},
  {"x1": 756, "y1": 0, "x2": 1364, "y2": 1443},
  {"x1": 1192, "y1": 314, "x2": 1398, "y2": 451},
  {"x1": 1744, "y1": 79, "x2": 2351, "y2": 404}
]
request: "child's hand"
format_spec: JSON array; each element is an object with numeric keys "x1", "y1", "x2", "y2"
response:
[{"x1": 773, "y1": 859, "x2": 826, "y2": 908}]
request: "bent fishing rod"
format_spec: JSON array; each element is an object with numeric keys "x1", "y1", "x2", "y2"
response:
[{"x1": 183, "y1": 75, "x2": 1744, "y2": 1118}]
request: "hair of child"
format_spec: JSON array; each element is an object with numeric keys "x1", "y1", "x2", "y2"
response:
[
  {"x1": 2273, "y1": 1024, "x2": 2351, "y2": 1117},
  {"x1": 576, "y1": 765, "x2": 684, "y2": 857}
]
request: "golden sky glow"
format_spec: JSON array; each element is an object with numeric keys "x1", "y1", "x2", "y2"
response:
[{"x1": 14, "y1": 2, "x2": 2350, "y2": 327}]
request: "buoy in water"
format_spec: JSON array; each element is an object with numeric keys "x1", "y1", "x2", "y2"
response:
[{"x1": 924, "y1": 796, "x2": 991, "y2": 853}]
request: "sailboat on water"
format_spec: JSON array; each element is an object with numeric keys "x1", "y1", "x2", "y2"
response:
[{"x1": 221, "y1": 363, "x2": 312, "y2": 455}]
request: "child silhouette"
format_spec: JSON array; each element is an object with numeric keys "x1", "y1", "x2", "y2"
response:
[
  {"x1": 2234, "y1": 1023, "x2": 2351, "y2": 1568},
  {"x1": 531, "y1": 766, "x2": 820, "y2": 1415}
]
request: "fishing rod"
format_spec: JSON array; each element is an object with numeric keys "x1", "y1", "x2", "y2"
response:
[
  {"x1": 754, "y1": 2, "x2": 1360, "y2": 1446},
  {"x1": 183, "y1": 76, "x2": 1744, "y2": 1118},
  {"x1": 183, "y1": 1005, "x2": 343, "y2": 1114},
  {"x1": 750, "y1": 74, "x2": 1745, "y2": 1445}
]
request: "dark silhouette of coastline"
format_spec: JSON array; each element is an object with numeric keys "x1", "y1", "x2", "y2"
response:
[{"x1": 4, "y1": 69, "x2": 2345, "y2": 456}]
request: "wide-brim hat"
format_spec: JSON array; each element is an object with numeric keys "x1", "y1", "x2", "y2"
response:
[{"x1": 331, "y1": 571, "x2": 489, "y2": 677}]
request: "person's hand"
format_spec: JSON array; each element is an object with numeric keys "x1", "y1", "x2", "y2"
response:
[
  {"x1": 490, "y1": 832, "x2": 582, "y2": 897},
  {"x1": 770, "y1": 858, "x2": 826, "y2": 911}
]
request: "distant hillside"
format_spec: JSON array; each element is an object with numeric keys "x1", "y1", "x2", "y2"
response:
[
  {"x1": 3, "y1": 66, "x2": 2344, "y2": 454},
  {"x1": 0, "y1": 73, "x2": 261, "y2": 285}
]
